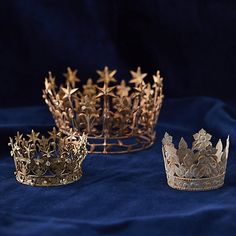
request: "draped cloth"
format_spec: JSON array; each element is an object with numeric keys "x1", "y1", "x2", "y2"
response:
[{"x1": 0, "y1": 97, "x2": 235, "y2": 236}]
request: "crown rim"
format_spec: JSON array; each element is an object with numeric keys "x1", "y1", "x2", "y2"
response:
[
  {"x1": 61, "y1": 128, "x2": 155, "y2": 154},
  {"x1": 15, "y1": 169, "x2": 83, "y2": 187},
  {"x1": 166, "y1": 172, "x2": 225, "y2": 191}
]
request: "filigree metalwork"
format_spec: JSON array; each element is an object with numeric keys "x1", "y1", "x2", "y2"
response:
[
  {"x1": 43, "y1": 66, "x2": 164, "y2": 154},
  {"x1": 8, "y1": 128, "x2": 88, "y2": 186},
  {"x1": 162, "y1": 129, "x2": 230, "y2": 191}
]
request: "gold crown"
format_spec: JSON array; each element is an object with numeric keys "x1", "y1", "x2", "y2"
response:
[
  {"x1": 43, "y1": 66, "x2": 164, "y2": 154},
  {"x1": 8, "y1": 128, "x2": 88, "y2": 186},
  {"x1": 162, "y1": 129, "x2": 230, "y2": 191}
]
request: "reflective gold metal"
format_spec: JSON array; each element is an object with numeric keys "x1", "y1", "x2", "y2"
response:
[{"x1": 43, "y1": 66, "x2": 164, "y2": 154}]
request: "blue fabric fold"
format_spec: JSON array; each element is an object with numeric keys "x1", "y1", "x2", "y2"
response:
[{"x1": 0, "y1": 97, "x2": 236, "y2": 236}]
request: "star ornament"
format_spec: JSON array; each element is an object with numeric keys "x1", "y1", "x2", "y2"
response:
[
  {"x1": 15, "y1": 132, "x2": 23, "y2": 143},
  {"x1": 27, "y1": 130, "x2": 40, "y2": 143},
  {"x1": 96, "y1": 66, "x2": 117, "y2": 85},
  {"x1": 153, "y1": 70, "x2": 163, "y2": 87},
  {"x1": 66, "y1": 128, "x2": 78, "y2": 142},
  {"x1": 48, "y1": 127, "x2": 59, "y2": 141},
  {"x1": 24, "y1": 144, "x2": 35, "y2": 158},
  {"x1": 63, "y1": 67, "x2": 80, "y2": 88},
  {"x1": 83, "y1": 78, "x2": 97, "y2": 96},
  {"x1": 117, "y1": 80, "x2": 131, "y2": 97},
  {"x1": 61, "y1": 83, "x2": 79, "y2": 99},
  {"x1": 130, "y1": 67, "x2": 147, "y2": 85},
  {"x1": 96, "y1": 85, "x2": 116, "y2": 98},
  {"x1": 40, "y1": 135, "x2": 49, "y2": 148},
  {"x1": 45, "y1": 72, "x2": 56, "y2": 95}
]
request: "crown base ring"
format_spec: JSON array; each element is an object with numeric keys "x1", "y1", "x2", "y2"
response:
[
  {"x1": 166, "y1": 173, "x2": 225, "y2": 191},
  {"x1": 15, "y1": 169, "x2": 83, "y2": 187}
]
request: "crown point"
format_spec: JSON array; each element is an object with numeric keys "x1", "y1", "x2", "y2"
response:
[{"x1": 179, "y1": 137, "x2": 188, "y2": 149}]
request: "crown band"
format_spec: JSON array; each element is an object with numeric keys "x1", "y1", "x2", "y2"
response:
[
  {"x1": 15, "y1": 164, "x2": 83, "y2": 187},
  {"x1": 166, "y1": 173, "x2": 225, "y2": 191}
]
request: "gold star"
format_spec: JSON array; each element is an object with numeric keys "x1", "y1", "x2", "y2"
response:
[
  {"x1": 63, "y1": 67, "x2": 80, "y2": 88},
  {"x1": 152, "y1": 70, "x2": 163, "y2": 87},
  {"x1": 15, "y1": 132, "x2": 23, "y2": 143},
  {"x1": 39, "y1": 136, "x2": 49, "y2": 148},
  {"x1": 61, "y1": 83, "x2": 78, "y2": 99},
  {"x1": 83, "y1": 78, "x2": 97, "y2": 96},
  {"x1": 24, "y1": 144, "x2": 35, "y2": 158},
  {"x1": 66, "y1": 128, "x2": 78, "y2": 142},
  {"x1": 96, "y1": 66, "x2": 117, "y2": 85},
  {"x1": 44, "y1": 72, "x2": 56, "y2": 95},
  {"x1": 116, "y1": 80, "x2": 131, "y2": 97},
  {"x1": 130, "y1": 67, "x2": 147, "y2": 85},
  {"x1": 48, "y1": 127, "x2": 58, "y2": 141},
  {"x1": 96, "y1": 85, "x2": 116, "y2": 98},
  {"x1": 27, "y1": 130, "x2": 40, "y2": 143}
]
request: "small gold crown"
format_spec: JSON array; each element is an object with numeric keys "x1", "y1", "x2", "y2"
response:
[
  {"x1": 162, "y1": 129, "x2": 230, "y2": 191},
  {"x1": 8, "y1": 128, "x2": 88, "y2": 186},
  {"x1": 43, "y1": 66, "x2": 164, "y2": 154}
]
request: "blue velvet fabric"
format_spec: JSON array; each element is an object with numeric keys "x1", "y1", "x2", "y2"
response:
[{"x1": 0, "y1": 97, "x2": 236, "y2": 236}]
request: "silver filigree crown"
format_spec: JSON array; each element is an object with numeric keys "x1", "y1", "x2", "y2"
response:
[{"x1": 162, "y1": 129, "x2": 230, "y2": 191}]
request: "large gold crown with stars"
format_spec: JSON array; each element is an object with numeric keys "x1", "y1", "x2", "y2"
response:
[
  {"x1": 162, "y1": 129, "x2": 230, "y2": 191},
  {"x1": 8, "y1": 128, "x2": 87, "y2": 186},
  {"x1": 43, "y1": 66, "x2": 164, "y2": 154}
]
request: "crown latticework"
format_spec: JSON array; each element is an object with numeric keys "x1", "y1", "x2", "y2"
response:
[
  {"x1": 43, "y1": 66, "x2": 164, "y2": 154},
  {"x1": 8, "y1": 128, "x2": 87, "y2": 186},
  {"x1": 162, "y1": 129, "x2": 230, "y2": 191}
]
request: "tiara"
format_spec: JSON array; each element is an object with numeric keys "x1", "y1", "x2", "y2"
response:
[
  {"x1": 8, "y1": 128, "x2": 88, "y2": 186},
  {"x1": 43, "y1": 66, "x2": 164, "y2": 154},
  {"x1": 162, "y1": 129, "x2": 230, "y2": 191}
]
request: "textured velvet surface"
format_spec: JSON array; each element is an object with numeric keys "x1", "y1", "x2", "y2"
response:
[{"x1": 1, "y1": 97, "x2": 236, "y2": 236}]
